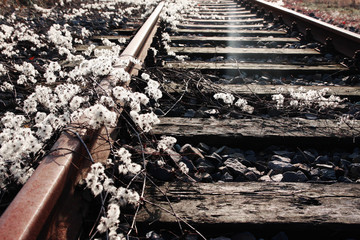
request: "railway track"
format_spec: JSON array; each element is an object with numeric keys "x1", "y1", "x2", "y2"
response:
[{"x1": 1, "y1": 0, "x2": 360, "y2": 239}]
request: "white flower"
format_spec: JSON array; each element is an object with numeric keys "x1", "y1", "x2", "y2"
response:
[
  {"x1": 112, "y1": 86, "x2": 131, "y2": 104},
  {"x1": 272, "y1": 94, "x2": 284, "y2": 109},
  {"x1": 157, "y1": 136, "x2": 177, "y2": 151},
  {"x1": 69, "y1": 96, "x2": 85, "y2": 111},
  {"x1": 235, "y1": 98, "x2": 254, "y2": 114},
  {"x1": 130, "y1": 111, "x2": 160, "y2": 132},
  {"x1": 145, "y1": 79, "x2": 162, "y2": 101},
  {"x1": 83, "y1": 104, "x2": 117, "y2": 129},
  {"x1": 214, "y1": 93, "x2": 235, "y2": 105},
  {"x1": 179, "y1": 162, "x2": 189, "y2": 174},
  {"x1": 100, "y1": 96, "x2": 115, "y2": 107}
]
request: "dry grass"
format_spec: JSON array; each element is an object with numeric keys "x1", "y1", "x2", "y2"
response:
[
  {"x1": 279, "y1": 0, "x2": 360, "y2": 32},
  {"x1": 306, "y1": 0, "x2": 360, "y2": 8},
  {"x1": 0, "y1": 0, "x2": 56, "y2": 14}
]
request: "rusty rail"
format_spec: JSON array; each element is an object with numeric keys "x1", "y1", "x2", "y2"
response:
[
  {"x1": 0, "y1": 2, "x2": 164, "y2": 239},
  {"x1": 243, "y1": 0, "x2": 360, "y2": 58}
]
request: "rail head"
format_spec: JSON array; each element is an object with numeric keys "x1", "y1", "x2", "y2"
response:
[
  {"x1": 245, "y1": 0, "x2": 360, "y2": 58},
  {"x1": 0, "y1": 2, "x2": 164, "y2": 240}
]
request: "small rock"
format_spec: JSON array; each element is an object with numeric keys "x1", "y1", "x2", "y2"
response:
[
  {"x1": 259, "y1": 76, "x2": 270, "y2": 82},
  {"x1": 271, "y1": 232, "x2": 288, "y2": 240},
  {"x1": 196, "y1": 159, "x2": 216, "y2": 173},
  {"x1": 221, "y1": 172, "x2": 234, "y2": 182},
  {"x1": 259, "y1": 175, "x2": 272, "y2": 181},
  {"x1": 320, "y1": 168, "x2": 336, "y2": 180},
  {"x1": 205, "y1": 152, "x2": 223, "y2": 167},
  {"x1": 245, "y1": 171, "x2": 258, "y2": 181},
  {"x1": 330, "y1": 155, "x2": 341, "y2": 165},
  {"x1": 292, "y1": 154, "x2": 305, "y2": 164},
  {"x1": 215, "y1": 146, "x2": 227, "y2": 154},
  {"x1": 224, "y1": 158, "x2": 248, "y2": 176},
  {"x1": 146, "y1": 231, "x2": 164, "y2": 240},
  {"x1": 254, "y1": 161, "x2": 268, "y2": 172},
  {"x1": 184, "y1": 109, "x2": 196, "y2": 118},
  {"x1": 305, "y1": 113, "x2": 318, "y2": 120},
  {"x1": 303, "y1": 150, "x2": 316, "y2": 162},
  {"x1": 218, "y1": 166, "x2": 230, "y2": 174},
  {"x1": 282, "y1": 170, "x2": 308, "y2": 182},
  {"x1": 245, "y1": 154, "x2": 257, "y2": 162},
  {"x1": 248, "y1": 167, "x2": 261, "y2": 176},
  {"x1": 310, "y1": 168, "x2": 320, "y2": 177},
  {"x1": 353, "y1": 155, "x2": 360, "y2": 163},
  {"x1": 314, "y1": 155, "x2": 330, "y2": 164},
  {"x1": 273, "y1": 150, "x2": 294, "y2": 158},
  {"x1": 211, "y1": 172, "x2": 222, "y2": 181},
  {"x1": 338, "y1": 176, "x2": 353, "y2": 183},
  {"x1": 281, "y1": 171, "x2": 299, "y2": 182},
  {"x1": 349, "y1": 163, "x2": 360, "y2": 179},
  {"x1": 230, "y1": 111, "x2": 243, "y2": 119},
  {"x1": 271, "y1": 174, "x2": 283, "y2": 182},
  {"x1": 324, "y1": 53, "x2": 333, "y2": 60},
  {"x1": 349, "y1": 150, "x2": 360, "y2": 163},
  {"x1": 174, "y1": 144, "x2": 181, "y2": 152},
  {"x1": 271, "y1": 155, "x2": 292, "y2": 163},
  {"x1": 228, "y1": 152, "x2": 246, "y2": 159},
  {"x1": 180, "y1": 144, "x2": 204, "y2": 161},
  {"x1": 334, "y1": 166, "x2": 345, "y2": 178},
  {"x1": 340, "y1": 159, "x2": 352, "y2": 170},
  {"x1": 296, "y1": 170, "x2": 308, "y2": 182},
  {"x1": 231, "y1": 232, "x2": 256, "y2": 240},
  {"x1": 197, "y1": 142, "x2": 210, "y2": 153},
  {"x1": 240, "y1": 159, "x2": 254, "y2": 168},
  {"x1": 221, "y1": 146, "x2": 238, "y2": 155},
  {"x1": 293, "y1": 163, "x2": 311, "y2": 174},
  {"x1": 194, "y1": 172, "x2": 213, "y2": 182},
  {"x1": 268, "y1": 160, "x2": 295, "y2": 173},
  {"x1": 230, "y1": 76, "x2": 245, "y2": 84},
  {"x1": 194, "y1": 110, "x2": 207, "y2": 118}
]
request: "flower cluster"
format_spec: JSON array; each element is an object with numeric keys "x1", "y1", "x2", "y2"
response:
[
  {"x1": 84, "y1": 161, "x2": 140, "y2": 240},
  {"x1": 142, "y1": 73, "x2": 163, "y2": 102},
  {"x1": 130, "y1": 111, "x2": 160, "y2": 133},
  {"x1": 272, "y1": 94, "x2": 285, "y2": 109},
  {"x1": 44, "y1": 62, "x2": 62, "y2": 84},
  {"x1": 83, "y1": 104, "x2": 117, "y2": 129},
  {"x1": 157, "y1": 136, "x2": 177, "y2": 151},
  {"x1": 213, "y1": 93, "x2": 255, "y2": 114},
  {"x1": 116, "y1": 148, "x2": 142, "y2": 175},
  {"x1": 234, "y1": 98, "x2": 254, "y2": 114},
  {"x1": 271, "y1": 87, "x2": 346, "y2": 110},
  {"x1": 48, "y1": 24, "x2": 73, "y2": 50},
  {"x1": 85, "y1": 162, "x2": 106, "y2": 196},
  {"x1": 161, "y1": 32, "x2": 176, "y2": 56},
  {"x1": 289, "y1": 87, "x2": 345, "y2": 110},
  {"x1": 214, "y1": 93, "x2": 235, "y2": 105},
  {"x1": 14, "y1": 62, "x2": 38, "y2": 85}
]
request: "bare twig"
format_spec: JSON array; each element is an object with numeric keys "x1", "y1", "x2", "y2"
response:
[{"x1": 142, "y1": 198, "x2": 206, "y2": 240}]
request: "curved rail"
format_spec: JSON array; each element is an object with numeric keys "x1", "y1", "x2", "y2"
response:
[
  {"x1": 0, "y1": 2, "x2": 164, "y2": 240},
  {"x1": 243, "y1": 0, "x2": 360, "y2": 58}
]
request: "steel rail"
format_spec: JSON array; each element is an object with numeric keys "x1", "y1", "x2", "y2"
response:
[
  {"x1": 242, "y1": 0, "x2": 360, "y2": 58},
  {"x1": 0, "y1": 2, "x2": 164, "y2": 240}
]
